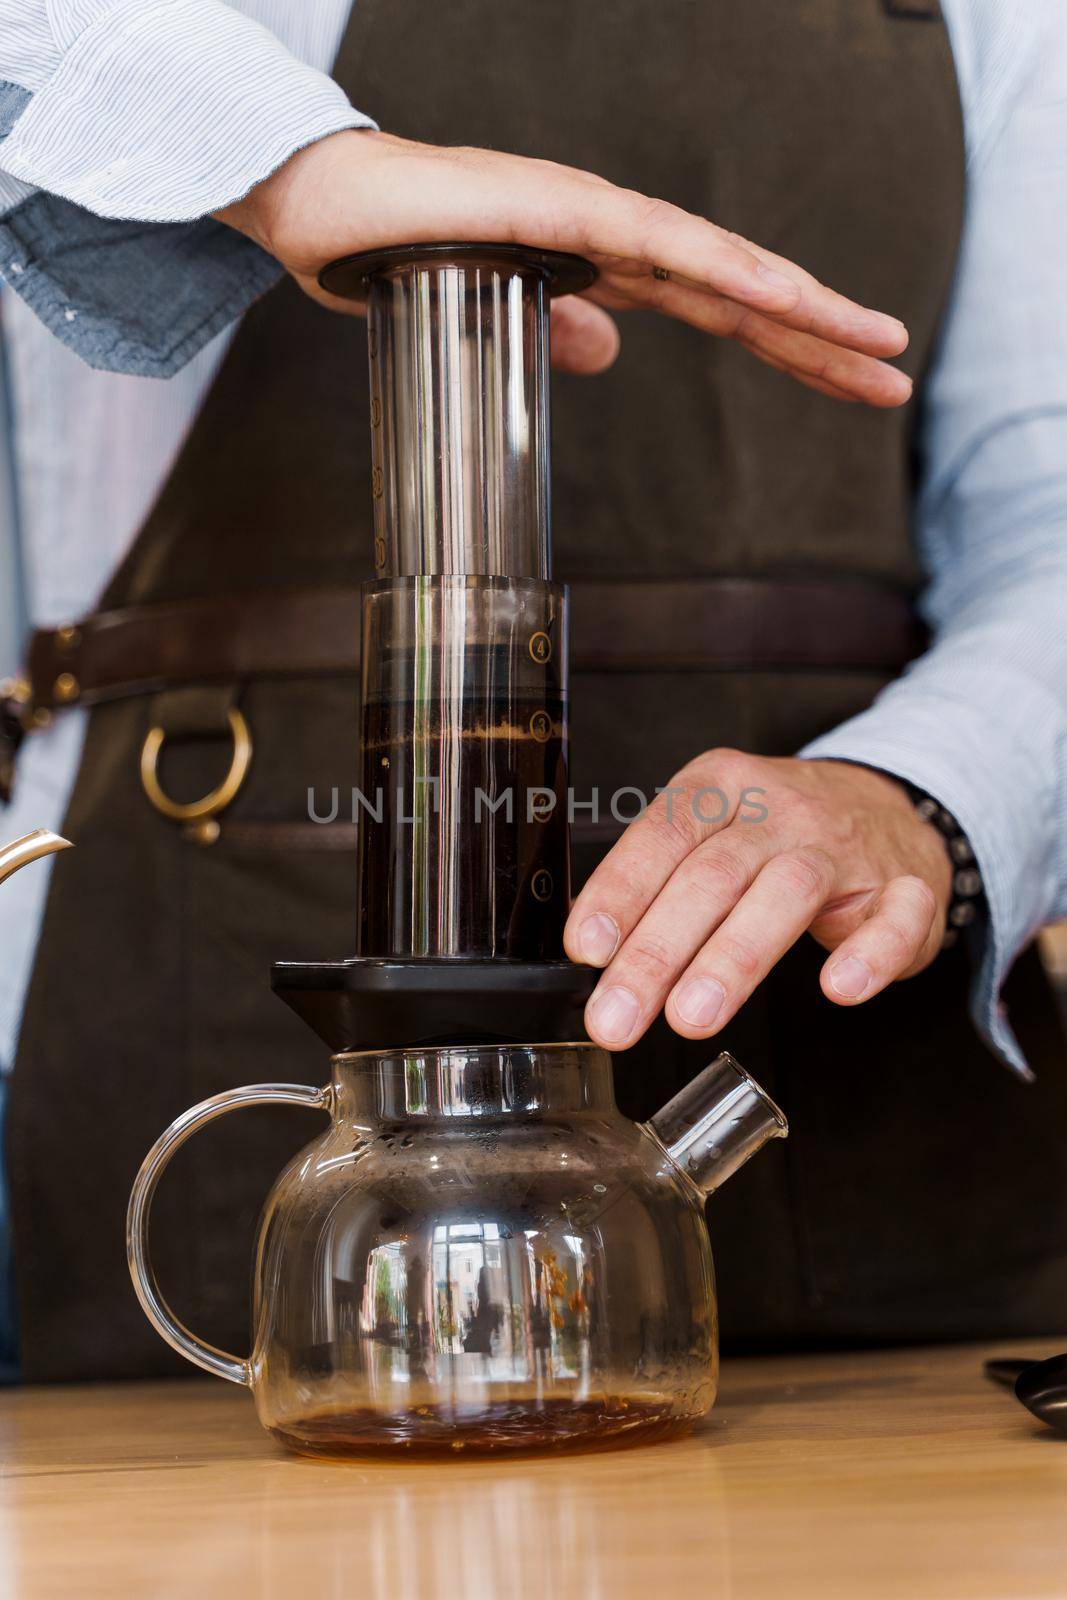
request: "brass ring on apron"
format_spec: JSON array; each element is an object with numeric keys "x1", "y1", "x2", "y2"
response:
[{"x1": 139, "y1": 708, "x2": 253, "y2": 823}]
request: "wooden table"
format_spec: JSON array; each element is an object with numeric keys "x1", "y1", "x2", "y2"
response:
[{"x1": 1, "y1": 1340, "x2": 1063, "y2": 1598}]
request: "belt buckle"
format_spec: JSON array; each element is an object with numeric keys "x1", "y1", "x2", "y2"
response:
[
  {"x1": 0, "y1": 675, "x2": 53, "y2": 805},
  {"x1": 0, "y1": 676, "x2": 32, "y2": 806}
]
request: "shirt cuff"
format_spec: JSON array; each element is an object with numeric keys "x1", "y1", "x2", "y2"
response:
[
  {"x1": 0, "y1": 0, "x2": 373, "y2": 222},
  {"x1": 0, "y1": 0, "x2": 375, "y2": 375},
  {"x1": 799, "y1": 660, "x2": 1064, "y2": 1080}
]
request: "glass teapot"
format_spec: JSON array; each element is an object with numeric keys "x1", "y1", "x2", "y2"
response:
[{"x1": 128, "y1": 1043, "x2": 786, "y2": 1458}]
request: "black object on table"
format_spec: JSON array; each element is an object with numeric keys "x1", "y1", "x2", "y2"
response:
[{"x1": 984, "y1": 1353, "x2": 1067, "y2": 1433}]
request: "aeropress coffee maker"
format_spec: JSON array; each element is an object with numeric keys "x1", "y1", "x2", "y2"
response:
[{"x1": 128, "y1": 245, "x2": 788, "y2": 1458}]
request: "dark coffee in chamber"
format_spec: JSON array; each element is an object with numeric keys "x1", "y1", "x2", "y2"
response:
[{"x1": 357, "y1": 683, "x2": 569, "y2": 960}]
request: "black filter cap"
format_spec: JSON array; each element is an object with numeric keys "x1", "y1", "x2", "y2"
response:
[{"x1": 271, "y1": 956, "x2": 599, "y2": 1053}]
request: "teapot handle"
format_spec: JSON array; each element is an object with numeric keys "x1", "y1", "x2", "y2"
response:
[{"x1": 126, "y1": 1082, "x2": 331, "y2": 1386}]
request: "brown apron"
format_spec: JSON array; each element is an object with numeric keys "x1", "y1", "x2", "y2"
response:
[{"x1": 11, "y1": 0, "x2": 1067, "y2": 1381}]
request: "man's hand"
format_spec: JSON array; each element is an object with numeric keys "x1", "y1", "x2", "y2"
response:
[
  {"x1": 218, "y1": 130, "x2": 911, "y2": 405},
  {"x1": 563, "y1": 755, "x2": 952, "y2": 1050}
]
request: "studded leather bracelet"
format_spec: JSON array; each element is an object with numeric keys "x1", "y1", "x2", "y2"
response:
[{"x1": 904, "y1": 785, "x2": 986, "y2": 949}]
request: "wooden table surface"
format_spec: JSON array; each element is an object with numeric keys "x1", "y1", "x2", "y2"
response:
[{"x1": 1, "y1": 1340, "x2": 1063, "y2": 1599}]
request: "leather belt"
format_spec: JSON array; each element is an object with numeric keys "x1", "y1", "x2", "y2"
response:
[{"x1": 14, "y1": 577, "x2": 924, "y2": 717}]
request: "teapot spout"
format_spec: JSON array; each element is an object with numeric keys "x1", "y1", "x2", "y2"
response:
[
  {"x1": 0, "y1": 829, "x2": 72, "y2": 887},
  {"x1": 647, "y1": 1051, "x2": 787, "y2": 1197}
]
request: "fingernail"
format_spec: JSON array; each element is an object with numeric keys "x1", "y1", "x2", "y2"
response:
[
  {"x1": 755, "y1": 263, "x2": 799, "y2": 298},
  {"x1": 673, "y1": 977, "x2": 726, "y2": 1030},
  {"x1": 578, "y1": 912, "x2": 620, "y2": 967},
  {"x1": 589, "y1": 986, "x2": 640, "y2": 1044},
  {"x1": 828, "y1": 956, "x2": 874, "y2": 1000}
]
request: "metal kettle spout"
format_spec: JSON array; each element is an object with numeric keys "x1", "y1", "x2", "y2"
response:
[
  {"x1": 646, "y1": 1051, "x2": 788, "y2": 1197},
  {"x1": 0, "y1": 829, "x2": 72, "y2": 887}
]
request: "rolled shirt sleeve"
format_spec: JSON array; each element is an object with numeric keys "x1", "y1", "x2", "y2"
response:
[
  {"x1": 801, "y1": 0, "x2": 1067, "y2": 1077},
  {"x1": 0, "y1": 0, "x2": 374, "y2": 374}
]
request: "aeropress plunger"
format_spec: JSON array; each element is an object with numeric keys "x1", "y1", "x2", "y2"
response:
[{"x1": 272, "y1": 244, "x2": 601, "y2": 1049}]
